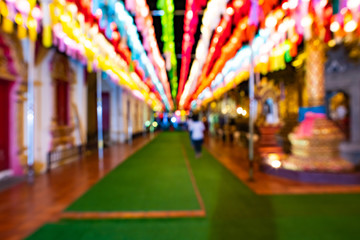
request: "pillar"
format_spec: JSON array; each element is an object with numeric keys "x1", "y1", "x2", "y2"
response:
[{"x1": 305, "y1": 38, "x2": 326, "y2": 107}]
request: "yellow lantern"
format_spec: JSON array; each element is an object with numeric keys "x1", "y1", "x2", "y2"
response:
[
  {"x1": 15, "y1": 13, "x2": 27, "y2": 39},
  {"x1": 1, "y1": 5, "x2": 14, "y2": 34},
  {"x1": 42, "y1": 25, "x2": 52, "y2": 47},
  {"x1": 27, "y1": 17, "x2": 38, "y2": 41}
]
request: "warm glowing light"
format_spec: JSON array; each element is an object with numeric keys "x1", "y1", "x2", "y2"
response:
[
  {"x1": 175, "y1": 110, "x2": 181, "y2": 116},
  {"x1": 282, "y1": 2, "x2": 289, "y2": 10},
  {"x1": 278, "y1": 22, "x2": 288, "y2": 33},
  {"x1": 15, "y1": 14, "x2": 23, "y2": 25},
  {"x1": 344, "y1": 20, "x2": 357, "y2": 32},
  {"x1": 186, "y1": 10, "x2": 193, "y2": 19},
  {"x1": 270, "y1": 159, "x2": 282, "y2": 168},
  {"x1": 292, "y1": 59, "x2": 303, "y2": 68},
  {"x1": 320, "y1": 0, "x2": 328, "y2": 8},
  {"x1": 265, "y1": 15, "x2": 277, "y2": 28},
  {"x1": 226, "y1": 7, "x2": 234, "y2": 15},
  {"x1": 288, "y1": 0, "x2": 299, "y2": 9},
  {"x1": 60, "y1": 14, "x2": 71, "y2": 23},
  {"x1": 268, "y1": 154, "x2": 281, "y2": 168},
  {"x1": 330, "y1": 21, "x2": 340, "y2": 32},
  {"x1": 301, "y1": 15, "x2": 313, "y2": 27},
  {"x1": 328, "y1": 39, "x2": 336, "y2": 47},
  {"x1": 68, "y1": 3, "x2": 78, "y2": 15},
  {"x1": 31, "y1": 7, "x2": 42, "y2": 20},
  {"x1": 152, "y1": 122, "x2": 158, "y2": 128},
  {"x1": 236, "y1": 107, "x2": 247, "y2": 116},
  {"x1": 347, "y1": 0, "x2": 360, "y2": 9},
  {"x1": 85, "y1": 40, "x2": 92, "y2": 49},
  {"x1": 237, "y1": 107, "x2": 243, "y2": 115},
  {"x1": 16, "y1": 0, "x2": 31, "y2": 14},
  {"x1": 260, "y1": 55, "x2": 268, "y2": 63}
]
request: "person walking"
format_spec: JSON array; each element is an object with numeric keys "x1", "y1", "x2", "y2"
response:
[
  {"x1": 190, "y1": 114, "x2": 205, "y2": 158},
  {"x1": 187, "y1": 115, "x2": 194, "y2": 145}
]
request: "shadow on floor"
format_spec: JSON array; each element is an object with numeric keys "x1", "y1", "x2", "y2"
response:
[{"x1": 0, "y1": 175, "x2": 26, "y2": 192}]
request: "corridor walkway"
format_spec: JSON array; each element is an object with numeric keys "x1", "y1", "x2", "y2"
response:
[
  {"x1": 24, "y1": 132, "x2": 360, "y2": 240},
  {"x1": 0, "y1": 134, "x2": 154, "y2": 240}
]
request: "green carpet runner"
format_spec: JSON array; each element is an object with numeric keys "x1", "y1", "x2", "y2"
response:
[{"x1": 28, "y1": 132, "x2": 360, "y2": 240}]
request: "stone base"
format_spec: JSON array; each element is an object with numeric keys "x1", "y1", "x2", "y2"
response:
[
  {"x1": 258, "y1": 125, "x2": 283, "y2": 156},
  {"x1": 258, "y1": 146, "x2": 283, "y2": 156},
  {"x1": 340, "y1": 142, "x2": 360, "y2": 166},
  {"x1": 282, "y1": 156, "x2": 354, "y2": 172},
  {"x1": 261, "y1": 164, "x2": 360, "y2": 185}
]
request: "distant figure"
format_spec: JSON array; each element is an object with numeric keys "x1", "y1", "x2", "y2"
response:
[
  {"x1": 190, "y1": 114, "x2": 205, "y2": 158},
  {"x1": 187, "y1": 115, "x2": 194, "y2": 145}
]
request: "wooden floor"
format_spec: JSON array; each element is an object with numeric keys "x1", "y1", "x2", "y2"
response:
[
  {"x1": 0, "y1": 134, "x2": 156, "y2": 240},
  {"x1": 205, "y1": 136, "x2": 360, "y2": 195},
  {"x1": 2, "y1": 132, "x2": 360, "y2": 240}
]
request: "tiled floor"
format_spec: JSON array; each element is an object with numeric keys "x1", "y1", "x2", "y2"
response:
[
  {"x1": 0, "y1": 134, "x2": 156, "y2": 240},
  {"x1": 205, "y1": 136, "x2": 360, "y2": 195},
  {"x1": 1, "y1": 132, "x2": 360, "y2": 240}
]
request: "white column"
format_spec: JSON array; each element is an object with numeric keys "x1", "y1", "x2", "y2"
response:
[
  {"x1": 128, "y1": 94, "x2": 133, "y2": 144},
  {"x1": 110, "y1": 84, "x2": 119, "y2": 143},
  {"x1": 26, "y1": 39, "x2": 36, "y2": 181},
  {"x1": 248, "y1": 39, "x2": 255, "y2": 181},
  {"x1": 118, "y1": 87, "x2": 126, "y2": 143},
  {"x1": 96, "y1": 70, "x2": 104, "y2": 160}
]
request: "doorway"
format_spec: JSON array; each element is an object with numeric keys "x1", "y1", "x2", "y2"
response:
[
  {"x1": 102, "y1": 92, "x2": 110, "y2": 146},
  {"x1": 0, "y1": 79, "x2": 12, "y2": 171}
]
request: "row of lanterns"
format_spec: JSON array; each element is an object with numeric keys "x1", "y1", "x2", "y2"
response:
[
  {"x1": 0, "y1": 0, "x2": 167, "y2": 111},
  {"x1": 182, "y1": 0, "x2": 360, "y2": 110},
  {"x1": 125, "y1": 0, "x2": 173, "y2": 110},
  {"x1": 157, "y1": 0, "x2": 178, "y2": 99},
  {"x1": 177, "y1": 0, "x2": 207, "y2": 102}
]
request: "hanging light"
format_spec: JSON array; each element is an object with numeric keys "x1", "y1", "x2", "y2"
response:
[
  {"x1": 282, "y1": 2, "x2": 289, "y2": 10},
  {"x1": 347, "y1": 0, "x2": 360, "y2": 10},
  {"x1": 265, "y1": 15, "x2": 278, "y2": 29},
  {"x1": 288, "y1": 0, "x2": 299, "y2": 10},
  {"x1": 301, "y1": 15, "x2": 313, "y2": 27},
  {"x1": 344, "y1": 20, "x2": 358, "y2": 32},
  {"x1": 226, "y1": 7, "x2": 234, "y2": 16},
  {"x1": 330, "y1": 21, "x2": 340, "y2": 32}
]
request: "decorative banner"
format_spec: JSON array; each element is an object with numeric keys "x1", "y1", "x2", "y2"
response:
[
  {"x1": 181, "y1": 0, "x2": 230, "y2": 106},
  {"x1": 180, "y1": 0, "x2": 281, "y2": 109},
  {"x1": 157, "y1": 0, "x2": 178, "y2": 100},
  {"x1": 1, "y1": 0, "x2": 360, "y2": 111},
  {"x1": 125, "y1": 0, "x2": 173, "y2": 110},
  {"x1": 106, "y1": 0, "x2": 171, "y2": 110},
  {"x1": 177, "y1": 0, "x2": 207, "y2": 103},
  {"x1": 179, "y1": 0, "x2": 252, "y2": 108},
  {"x1": 56, "y1": 0, "x2": 165, "y2": 110},
  {"x1": 189, "y1": 3, "x2": 311, "y2": 109}
]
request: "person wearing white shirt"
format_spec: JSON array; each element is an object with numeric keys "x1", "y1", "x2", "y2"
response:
[
  {"x1": 189, "y1": 114, "x2": 205, "y2": 158},
  {"x1": 187, "y1": 117, "x2": 194, "y2": 145}
]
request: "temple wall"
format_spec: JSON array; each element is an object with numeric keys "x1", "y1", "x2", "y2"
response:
[
  {"x1": 326, "y1": 67, "x2": 360, "y2": 164},
  {"x1": 0, "y1": 33, "x2": 152, "y2": 176},
  {"x1": 70, "y1": 60, "x2": 87, "y2": 147},
  {"x1": 32, "y1": 48, "x2": 55, "y2": 172}
]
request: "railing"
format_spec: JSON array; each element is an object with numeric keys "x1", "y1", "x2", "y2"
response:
[{"x1": 47, "y1": 145, "x2": 85, "y2": 172}]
